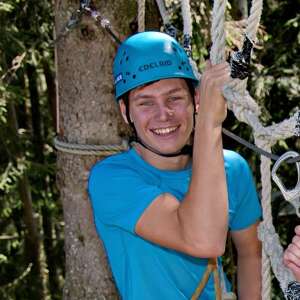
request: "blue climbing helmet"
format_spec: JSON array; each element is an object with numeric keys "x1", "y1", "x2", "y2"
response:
[{"x1": 113, "y1": 31, "x2": 199, "y2": 100}]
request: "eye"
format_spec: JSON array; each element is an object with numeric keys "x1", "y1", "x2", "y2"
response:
[
  {"x1": 139, "y1": 100, "x2": 154, "y2": 106},
  {"x1": 170, "y1": 96, "x2": 181, "y2": 101},
  {"x1": 168, "y1": 96, "x2": 184, "y2": 103}
]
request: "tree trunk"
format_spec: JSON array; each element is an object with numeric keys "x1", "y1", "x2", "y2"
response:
[
  {"x1": 6, "y1": 100, "x2": 45, "y2": 300},
  {"x1": 55, "y1": 1, "x2": 159, "y2": 299},
  {"x1": 42, "y1": 59, "x2": 57, "y2": 130},
  {"x1": 27, "y1": 62, "x2": 62, "y2": 299}
]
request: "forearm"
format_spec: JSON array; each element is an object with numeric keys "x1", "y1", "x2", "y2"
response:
[
  {"x1": 178, "y1": 121, "x2": 228, "y2": 254},
  {"x1": 237, "y1": 255, "x2": 262, "y2": 300}
]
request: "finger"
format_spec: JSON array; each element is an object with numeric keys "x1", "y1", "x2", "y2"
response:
[
  {"x1": 209, "y1": 70, "x2": 231, "y2": 88},
  {"x1": 286, "y1": 261, "x2": 300, "y2": 281},
  {"x1": 292, "y1": 235, "x2": 300, "y2": 247},
  {"x1": 285, "y1": 245, "x2": 300, "y2": 264},
  {"x1": 295, "y1": 225, "x2": 300, "y2": 235},
  {"x1": 204, "y1": 60, "x2": 212, "y2": 71},
  {"x1": 206, "y1": 62, "x2": 230, "y2": 73}
]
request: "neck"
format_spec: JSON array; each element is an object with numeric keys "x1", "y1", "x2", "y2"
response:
[{"x1": 134, "y1": 143, "x2": 191, "y2": 171}]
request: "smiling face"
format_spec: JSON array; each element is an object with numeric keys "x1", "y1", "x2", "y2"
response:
[{"x1": 119, "y1": 78, "x2": 197, "y2": 157}]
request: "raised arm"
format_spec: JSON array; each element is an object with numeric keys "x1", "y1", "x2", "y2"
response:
[{"x1": 135, "y1": 62, "x2": 230, "y2": 257}]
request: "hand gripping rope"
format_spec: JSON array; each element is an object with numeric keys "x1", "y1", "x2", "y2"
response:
[
  {"x1": 54, "y1": 1, "x2": 300, "y2": 298},
  {"x1": 206, "y1": 0, "x2": 300, "y2": 299}
]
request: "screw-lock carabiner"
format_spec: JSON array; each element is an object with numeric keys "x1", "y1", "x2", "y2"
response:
[{"x1": 271, "y1": 151, "x2": 300, "y2": 217}]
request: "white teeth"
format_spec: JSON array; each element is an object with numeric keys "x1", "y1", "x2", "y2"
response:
[{"x1": 152, "y1": 126, "x2": 178, "y2": 135}]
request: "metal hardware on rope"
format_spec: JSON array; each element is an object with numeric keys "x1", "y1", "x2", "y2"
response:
[
  {"x1": 79, "y1": 0, "x2": 91, "y2": 10},
  {"x1": 271, "y1": 151, "x2": 300, "y2": 217},
  {"x1": 54, "y1": 0, "x2": 121, "y2": 46},
  {"x1": 53, "y1": 8, "x2": 83, "y2": 45},
  {"x1": 53, "y1": 137, "x2": 129, "y2": 156},
  {"x1": 229, "y1": 35, "x2": 254, "y2": 80},
  {"x1": 183, "y1": 34, "x2": 192, "y2": 57},
  {"x1": 164, "y1": 23, "x2": 177, "y2": 38},
  {"x1": 295, "y1": 111, "x2": 300, "y2": 137},
  {"x1": 83, "y1": 6, "x2": 121, "y2": 44},
  {"x1": 285, "y1": 281, "x2": 300, "y2": 300}
]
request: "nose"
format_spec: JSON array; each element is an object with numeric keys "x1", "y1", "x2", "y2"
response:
[{"x1": 155, "y1": 103, "x2": 174, "y2": 121}]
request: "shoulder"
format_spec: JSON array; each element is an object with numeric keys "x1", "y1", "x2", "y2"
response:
[
  {"x1": 223, "y1": 149, "x2": 250, "y2": 176},
  {"x1": 90, "y1": 150, "x2": 134, "y2": 178},
  {"x1": 223, "y1": 149, "x2": 256, "y2": 197},
  {"x1": 88, "y1": 150, "x2": 139, "y2": 192}
]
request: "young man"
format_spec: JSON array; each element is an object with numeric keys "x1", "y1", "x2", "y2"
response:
[{"x1": 89, "y1": 31, "x2": 262, "y2": 299}]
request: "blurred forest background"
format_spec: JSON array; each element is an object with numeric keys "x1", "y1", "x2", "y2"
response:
[{"x1": 0, "y1": 0, "x2": 299, "y2": 299}]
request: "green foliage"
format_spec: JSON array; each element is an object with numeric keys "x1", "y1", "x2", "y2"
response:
[{"x1": 0, "y1": 0, "x2": 63, "y2": 299}]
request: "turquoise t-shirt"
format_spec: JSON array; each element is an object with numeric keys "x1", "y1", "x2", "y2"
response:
[{"x1": 88, "y1": 148, "x2": 262, "y2": 299}]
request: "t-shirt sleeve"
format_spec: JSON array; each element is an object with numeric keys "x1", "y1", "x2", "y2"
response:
[
  {"x1": 227, "y1": 152, "x2": 262, "y2": 231},
  {"x1": 88, "y1": 160, "x2": 163, "y2": 234}
]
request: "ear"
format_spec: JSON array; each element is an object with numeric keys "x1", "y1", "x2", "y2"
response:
[
  {"x1": 119, "y1": 99, "x2": 129, "y2": 124},
  {"x1": 194, "y1": 87, "x2": 200, "y2": 113}
]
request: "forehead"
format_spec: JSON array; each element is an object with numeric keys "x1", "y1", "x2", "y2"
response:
[{"x1": 129, "y1": 78, "x2": 189, "y2": 100}]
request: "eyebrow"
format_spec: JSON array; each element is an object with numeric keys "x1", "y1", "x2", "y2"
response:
[{"x1": 132, "y1": 87, "x2": 187, "y2": 101}]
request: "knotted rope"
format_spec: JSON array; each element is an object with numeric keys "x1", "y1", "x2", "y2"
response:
[
  {"x1": 54, "y1": 137, "x2": 128, "y2": 156},
  {"x1": 207, "y1": 0, "x2": 298, "y2": 299}
]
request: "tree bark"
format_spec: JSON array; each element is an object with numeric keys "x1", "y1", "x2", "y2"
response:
[{"x1": 55, "y1": 1, "x2": 159, "y2": 299}]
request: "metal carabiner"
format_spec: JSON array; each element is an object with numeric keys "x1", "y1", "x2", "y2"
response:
[{"x1": 271, "y1": 151, "x2": 300, "y2": 217}]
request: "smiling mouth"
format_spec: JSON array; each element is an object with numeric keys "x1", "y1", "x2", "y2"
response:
[{"x1": 150, "y1": 126, "x2": 180, "y2": 136}]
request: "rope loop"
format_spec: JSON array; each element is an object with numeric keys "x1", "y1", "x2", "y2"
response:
[{"x1": 54, "y1": 137, "x2": 129, "y2": 156}]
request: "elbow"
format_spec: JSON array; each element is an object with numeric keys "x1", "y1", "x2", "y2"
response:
[{"x1": 184, "y1": 236, "x2": 226, "y2": 258}]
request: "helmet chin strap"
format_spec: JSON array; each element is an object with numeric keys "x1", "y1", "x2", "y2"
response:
[{"x1": 135, "y1": 136, "x2": 193, "y2": 157}]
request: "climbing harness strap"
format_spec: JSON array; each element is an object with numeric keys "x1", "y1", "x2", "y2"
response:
[
  {"x1": 190, "y1": 258, "x2": 236, "y2": 300},
  {"x1": 191, "y1": 258, "x2": 222, "y2": 300}
]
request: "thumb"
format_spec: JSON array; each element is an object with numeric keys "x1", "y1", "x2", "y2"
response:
[{"x1": 204, "y1": 60, "x2": 212, "y2": 71}]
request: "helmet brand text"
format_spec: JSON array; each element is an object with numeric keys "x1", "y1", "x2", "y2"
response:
[{"x1": 138, "y1": 60, "x2": 172, "y2": 72}]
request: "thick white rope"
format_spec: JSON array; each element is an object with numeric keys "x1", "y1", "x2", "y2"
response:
[
  {"x1": 254, "y1": 138, "x2": 294, "y2": 297},
  {"x1": 208, "y1": 0, "x2": 299, "y2": 298},
  {"x1": 180, "y1": 0, "x2": 201, "y2": 81},
  {"x1": 181, "y1": 0, "x2": 193, "y2": 37},
  {"x1": 137, "y1": 0, "x2": 146, "y2": 32},
  {"x1": 210, "y1": 0, "x2": 227, "y2": 65},
  {"x1": 155, "y1": 0, "x2": 170, "y2": 25},
  {"x1": 257, "y1": 140, "x2": 274, "y2": 300}
]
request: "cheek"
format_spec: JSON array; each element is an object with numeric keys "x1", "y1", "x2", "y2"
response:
[
  {"x1": 131, "y1": 109, "x2": 151, "y2": 130},
  {"x1": 177, "y1": 104, "x2": 194, "y2": 125}
]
